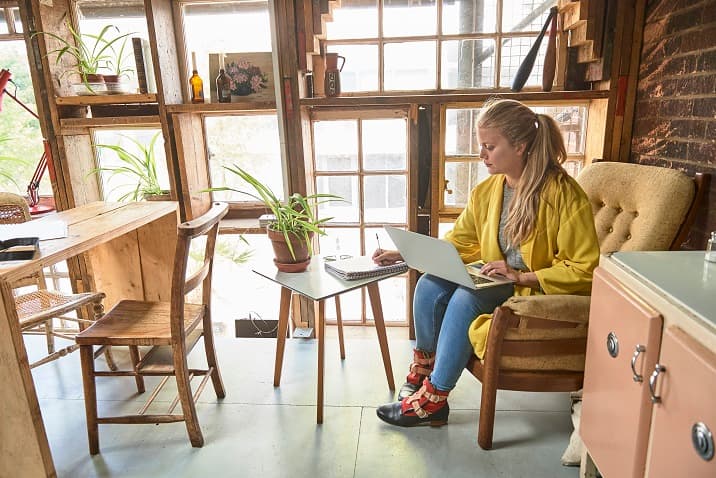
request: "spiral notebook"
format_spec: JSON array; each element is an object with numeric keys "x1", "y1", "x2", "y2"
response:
[{"x1": 324, "y1": 255, "x2": 408, "y2": 280}]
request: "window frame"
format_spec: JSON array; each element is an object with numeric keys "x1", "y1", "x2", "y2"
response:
[
  {"x1": 323, "y1": 0, "x2": 558, "y2": 94},
  {"x1": 0, "y1": 2, "x2": 22, "y2": 40}
]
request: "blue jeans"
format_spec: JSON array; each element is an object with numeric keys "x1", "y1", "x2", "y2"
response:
[{"x1": 413, "y1": 274, "x2": 514, "y2": 392}]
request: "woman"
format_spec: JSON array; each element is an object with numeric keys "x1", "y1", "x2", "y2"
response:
[{"x1": 373, "y1": 99, "x2": 599, "y2": 427}]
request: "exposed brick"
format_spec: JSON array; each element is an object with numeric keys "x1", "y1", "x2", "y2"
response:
[
  {"x1": 692, "y1": 97, "x2": 716, "y2": 117},
  {"x1": 702, "y1": 1, "x2": 716, "y2": 24},
  {"x1": 661, "y1": 98, "x2": 694, "y2": 116},
  {"x1": 633, "y1": 117, "x2": 660, "y2": 137},
  {"x1": 705, "y1": 120, "x2": 716, "y2": 138},
  {"x1": 680, "y1": 25, "x2": 716, "y2": 52},
  {"x1": 663, "y1": 55, "x2": 698, "y2": 76},
  {"x1": 666, "y1": 8, "x2": 703, "y2": 35},
  {"x1": 696, "y1": 49, "x2": 716, "y2": 72},
  {"x1": 687, "y1": 141, "x2": 716, "y2": 164},
  {"x1": 636, "y1": 99, "x2": 663, "y2": 118},
  {"x1": 675, "y1": 75, "x2": 716, "y2": 96},
  {"x1": 643, "y1": 18, "x2": 668, "y2": 44},
  {"x1": 669, "y1": 119, "x2": 707, "y2": 138},
  {"x1": 647, "y1": 0, "x2": 699, "y2": 22}
]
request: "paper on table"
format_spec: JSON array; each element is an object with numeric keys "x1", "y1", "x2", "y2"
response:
[
  {"x1": 0, "y1": 219, "x2": 68, "y2": 241},
  {"x1": 324, "y1": 255, "x2": 408, "y2": 280}
]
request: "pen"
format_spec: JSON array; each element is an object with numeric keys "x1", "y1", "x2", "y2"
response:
[{"x1": 376, "y1": 233, "x2": 382, "y2": 253}]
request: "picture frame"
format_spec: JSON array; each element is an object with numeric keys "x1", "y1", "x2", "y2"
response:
[{"x1": 208, "y1": 52, "x2": 275, "y2": 103}]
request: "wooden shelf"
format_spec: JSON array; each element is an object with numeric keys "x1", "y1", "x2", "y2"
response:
[
  {"x1": 59, "y1": 116, "x2": 161, "y2": 134},
  {"x1": 165, "y1": 100, "x2": 277, "y2": 114},
  {"x1": 300, "y1": 89, "x2": 611, "y2": 107},
  {"x1": 55, "y1": 93, "x2": 158, "y2": 106}
]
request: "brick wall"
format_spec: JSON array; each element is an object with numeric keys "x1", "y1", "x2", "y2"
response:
[{"x1": 631, "y1": 0, "x2": 716, "y2": 249}]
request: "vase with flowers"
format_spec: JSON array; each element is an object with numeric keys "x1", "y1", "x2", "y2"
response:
[{"x1": 226, "y1": 60, "x2": 268, "y2": 97}]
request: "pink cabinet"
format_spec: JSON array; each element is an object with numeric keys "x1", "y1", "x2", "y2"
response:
[
  {"x1": 581, "y1": 267, "x2": 663, "y2": 478},
  {"x1": 647, "y1": 327, "x2": 716, "y2": 478}
]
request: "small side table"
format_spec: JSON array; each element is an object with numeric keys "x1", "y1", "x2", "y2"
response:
[{"x1": 253, "y1": 256, "x2": 399, "y2": 423}]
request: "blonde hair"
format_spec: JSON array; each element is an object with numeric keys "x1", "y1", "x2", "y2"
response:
[{"x1": 477, "y1": 98, "x2": 567, "y2": 246}]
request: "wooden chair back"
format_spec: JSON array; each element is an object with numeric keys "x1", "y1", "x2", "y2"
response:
[
  {"x1": 170, "y1": 202, "x2": 228, "y2": 345},
  {"x1": 0, "y1": 192, "x2": 31, "y2": 224}
]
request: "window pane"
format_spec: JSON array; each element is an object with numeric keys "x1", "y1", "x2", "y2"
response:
[
  {"x1": 442, "y1": 0, "x2": 497, "y2": 34},
  {"x1": 183, "y1": 2, "x2": 272, "y2": 100},
  {"x1": 317, "y1": 175, "x2": 360, "y2": 223},
  {"x1": 444, "y1": 160, "x2": 488, "y2": 208},
  {"x1": 362, "y1": 119, "x2": 406, "y2": 170},
  {"x1": 0, "y1": 9, "x2": 7, "y2": 34},
  {"x1": 445, "y1": 108, "x2": 480, "y2": 156},
  {"x1": 363, "y1": 175, "x2": 406, "y2": 223},
  {"x1": 532, "y1": 105, "x2": 588, "y2": 155},
  {"x1": 326, "y1": 0, "x2": 378, "y2": 39},
  {"x1": 502, "y1": 1, "x2": 552, "y2": 33},
  {"x1": 318, "y1": 227, "x2": 361, "y2": 257},
  {"x1": 326, "y1": 44, "x2": 379, "y2": 93},
  {"x1": 205, "y1": 115, "x2": 283, "y2": 202},
  {"x1": 76, "y1": 1, "x2": 149, "y2": 93},
  {"x1": 383, "y1": 0, "x2": 436, "y2": 37},
  {"x1": 441, "y1": 39, "x2": 495, "y2": 89},
  {"x1": 0, "y1": 41, "x2": 47, "y2": 195},
  {"x1": 499, "y1": 35, "x2": 545, "y2": 88},
  {"x1": 384, "y1": 41, "x2": 436, "y2": 91},
  {"x1": 93, "y1": 129, "x2": 169, "y2": 202},
  {"x1": 313, "y1": 120, "x2": 359, "y2": 171}
]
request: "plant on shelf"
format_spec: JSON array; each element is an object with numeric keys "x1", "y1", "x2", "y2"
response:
[
  {"x1": 89, "y1": 132, "x2": 168, "y2": 201},
  {"x1": 102, "y1": 33, "x2": 135, "y2": 90},
  {"x1": 35, "y1": 22, "x2": 134, "y2": 93},
  {"x1": 206, "y1": 165, "x2": 341, "y2": 273}
]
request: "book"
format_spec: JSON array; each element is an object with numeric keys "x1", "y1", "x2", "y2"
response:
[
  {"x1": 0, "y1": 219, "x2": 67, "y2": 241},
  {"x1": 324, "y1": 255, "x2": 408, "y2": 280},
  {"x1": 0, "y1": 237, "x2": 39, "y2": 261}
]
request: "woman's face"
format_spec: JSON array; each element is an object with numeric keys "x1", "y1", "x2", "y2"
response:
[{"x1": 477, "y1": 127, "x2": 526, "y2": 181}]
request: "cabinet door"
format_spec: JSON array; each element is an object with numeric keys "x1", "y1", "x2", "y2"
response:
[
  {"x1": 581, "y1": 267, "x2": 663, "y2": 478},
  {"x1": 647, "y1": 327, "x2": 716, "y2": 478}
]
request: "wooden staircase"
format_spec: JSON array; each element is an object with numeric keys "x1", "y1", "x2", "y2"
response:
[{"x1": 559, "y1": 0, "x2": 616, "y2": 83}]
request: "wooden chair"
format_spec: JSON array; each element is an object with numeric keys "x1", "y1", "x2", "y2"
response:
[
  {"x1": 466, "y1": 162, "x2": 710, "y2": 450},
  {"x1": 0, "y1": 192, "x2": 113, "y2": 369},
  {"x1": 75, "y1": 201, "x2": 229, "y2": 454}
]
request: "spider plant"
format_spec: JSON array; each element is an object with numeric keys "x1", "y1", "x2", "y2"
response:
[{"x1": 89, "y1": 132, "x2": 164, "y2": 201}]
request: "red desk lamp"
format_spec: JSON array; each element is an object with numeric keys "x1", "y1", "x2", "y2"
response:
[{"x1": 0, "y1": 68, "x2": 55, "y2": 214}]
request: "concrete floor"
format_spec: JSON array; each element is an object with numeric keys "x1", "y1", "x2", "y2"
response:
[{"x1": 28, "y1": 327, "x2": 580, "y2": 478}]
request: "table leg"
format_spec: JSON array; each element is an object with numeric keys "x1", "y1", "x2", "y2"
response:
[
  {"x1": 334, "y1": 295, "x2": 345, "y2": 359},
  {"x1": 316, "y1": 299, "x2": 326, "y2": 424},
  {"x1": 273, "y1": 287, "x2": 292, "y2": 387},
  {"x1": 366, "y1": 283, "x2": 395, "y2": 390}
]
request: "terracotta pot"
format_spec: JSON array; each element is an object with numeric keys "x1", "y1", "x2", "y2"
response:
[
  {"x1": 82, "y1": 73, "x2": 105, "y2": 83},
  {"x1": 102, "y1": 74, "x2": 120, "y2": 83},
  {"x1": 266, "y1": 227, "x2": 312, "y2": 272}
]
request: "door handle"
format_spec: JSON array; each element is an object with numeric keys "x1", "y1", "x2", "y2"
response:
[
  {"x1": 649, "y1": 363, "x2": 666, "y2": 404},
  {"x1": 630, "y1": 344, "x2": 646, "y2": 382}
]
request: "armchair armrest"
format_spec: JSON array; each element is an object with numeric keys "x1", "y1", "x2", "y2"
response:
[{"x1": 503, "y1": 295, "x2": 591, "y2": 324}]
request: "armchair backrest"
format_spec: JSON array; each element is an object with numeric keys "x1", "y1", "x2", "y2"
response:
[
  {"x1": 577, "y1": 162, "x2": 699, "y2": 253},
  {"x1": 0, "y1": 192, "x2": 31, "y2": 224}
]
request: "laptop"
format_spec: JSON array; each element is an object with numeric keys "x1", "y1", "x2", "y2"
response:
[{"x1": 384, "y1": 226, "x2": 515, "y2": 290}]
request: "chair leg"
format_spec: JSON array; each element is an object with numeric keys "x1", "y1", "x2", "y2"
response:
[
  {"x1": 202, "y1": 312, "x2": 225, "y2": 398},
  {"x1": 478, "y1": 372, "x2": 498, "y2": 450},
  {"x1": 174, "y1": 349, "x2": 204, "y2": 447},
  {"x1": 129, "y1": 346, "x2": 145, "y2": 393},
  {"x1": 334, "y1": 295, "x2": 345, "y2": 360},
  {"x1": 91, "y1": 301, "x2": 118, "y2": 371},
  {"x1": 45, "y1": 318, "x2": 54, "y2": 354},
  {"x1": 79, "y1": 345, "x2": 100, "y2": 455}
]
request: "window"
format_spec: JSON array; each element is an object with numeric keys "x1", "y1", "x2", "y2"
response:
[
  {"x1": 181, "y1": 1, "x2": 272, "y2": 100},
  {"x1": 0, "y1": 4, "x2": 21, "y2": 37},
  {"x1": 311, "y1": 110, "x2": 410, "y2": 325},
  {"x1": 441, "y1": 102, "x2": 588, "y2": 212},
  {"x1": 325, "y1": 0, "x2": 555, "y2": 93}
]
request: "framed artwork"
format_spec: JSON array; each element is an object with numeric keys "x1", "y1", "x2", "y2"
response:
[{"x1": 208, "y1": 52, "x2": 274, "y2": 103}]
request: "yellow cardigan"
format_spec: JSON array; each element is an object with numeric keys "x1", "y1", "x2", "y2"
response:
[{"x1": 443, "y1": 173, "x2": 600, "y2": 358}]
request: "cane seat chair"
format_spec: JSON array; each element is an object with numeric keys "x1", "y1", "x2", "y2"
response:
[
  {"x1": 75, "y1": 202, "x2": 229, "y2": 454},
  {"x1": 466, "y1": 162, "x2": 709, "y2": 449},
  {"x1": 0, "y1": 192, "x2": 113, "y2": 369}
]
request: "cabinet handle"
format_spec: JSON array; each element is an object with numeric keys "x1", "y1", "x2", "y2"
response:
[
  {"x1": 692, "y1": 422, "x2": 714, "y2": 461},
  {"x1": 648, "y1": 363, "x2": 666, "y2": 404},
  {"x1": 606, "y1": 331, "x2": 619, "y2": 358},
  {"x1": 630, "y1": 344, "x2": 646, "y2": 382}
]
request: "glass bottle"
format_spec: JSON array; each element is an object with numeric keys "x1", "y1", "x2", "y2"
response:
[
  {"x1": 189, "y1": 51, "x2": 204, "y2": 104},
  {"x1": 216, "y1": 59, "x2": 231, "y2": 103},
  {"x1": 706, "y1": 231, "x2": 716, "y2": 263}
]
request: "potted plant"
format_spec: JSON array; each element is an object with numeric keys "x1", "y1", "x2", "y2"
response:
[
  {"x1": 89, "y1": 132, "x2": 169, "y2": 201},
  {"x1": 208, "y1": 165, "x2": 341, "y2": 272},
  {"x1": 103, "y1": 34, "x2": 135, "y2": 94},
  {"x1": 35, "y1": 22, "x2": 133, "y2": 94}
]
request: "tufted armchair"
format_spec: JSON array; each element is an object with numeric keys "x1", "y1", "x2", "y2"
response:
[{"x1": 466, "y1": 162, "x2": 709, "y2": 450}]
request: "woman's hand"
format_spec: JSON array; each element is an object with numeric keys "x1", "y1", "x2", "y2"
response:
[
  {"x1": 372, "y1": 248, "x2": 403, "y2": 266},
  {"x1": 481, "y1": 260, "x2": 540, "y2": 289}
]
